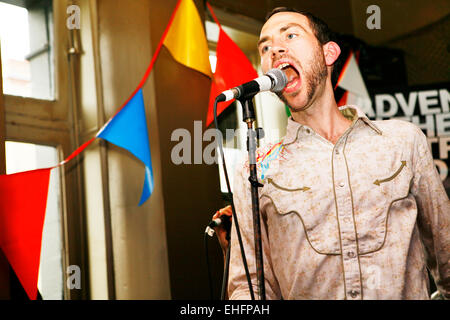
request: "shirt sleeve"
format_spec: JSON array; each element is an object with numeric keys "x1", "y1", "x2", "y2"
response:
[
  {"x1": 411, "y1": 126, "x2": 450, "y2": 299},
  {"x1": 227, "y1": 156, "x2": 282, "y2": 300}
]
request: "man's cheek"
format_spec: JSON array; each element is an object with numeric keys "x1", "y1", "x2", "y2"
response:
[{"x1": 261, "y1": 57, "x2": 271, "y2": 72}]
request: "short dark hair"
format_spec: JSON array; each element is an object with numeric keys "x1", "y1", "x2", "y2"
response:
[
  {"x1": 266, "y1": 7, "x2": 342, "y2": 87},
  {"x1": 265, "y1": 7, "x2": 334, "y2": 45}
]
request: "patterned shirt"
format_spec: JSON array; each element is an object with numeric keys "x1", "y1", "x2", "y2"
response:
[{"x1": 228, "y1": 105, "x2": 450, "y2": 300}]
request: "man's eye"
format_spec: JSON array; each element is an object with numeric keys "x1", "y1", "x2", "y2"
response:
[
  {"x1": 261, "y1": 45, "x2": 271, "y2": 53},
  {"x1": 287, "y1": 33, "x2": 297, "y2": 40}
]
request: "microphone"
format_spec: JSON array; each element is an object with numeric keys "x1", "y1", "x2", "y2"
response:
[
  {"x1": 205, "y1": 214, "x2": 232, "y2": 237},
  {"x1": 216, "y1": 68, "x2": 287, "y2": 102},
  {"x1": 209, "y1": 214, "x2": 231, "y2": 228}
]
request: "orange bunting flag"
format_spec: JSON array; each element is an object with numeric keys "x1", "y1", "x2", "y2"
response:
[{"x1": 163, "y1": 0, "x2": 212, "y2": 77}]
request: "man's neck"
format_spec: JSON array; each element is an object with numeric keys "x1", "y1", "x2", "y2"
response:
[{"x1": 290, "y1": 84, "x2": 352, "y2": 145}]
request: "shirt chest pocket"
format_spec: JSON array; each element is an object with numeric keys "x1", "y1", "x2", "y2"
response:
[
  {"x1": 371, "y1": 161, "x2": 411, "y2": 198},
  {"x1": 354, "y1": 160, "x2": 414, "y2": 254},
  {"x1": 261, "y1": 178, "x2": 342, "y2": 255}
]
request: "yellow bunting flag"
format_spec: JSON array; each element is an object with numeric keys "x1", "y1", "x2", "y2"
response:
[{"x1": 163, "y1": 0, "x2": 212, "y2": 77}]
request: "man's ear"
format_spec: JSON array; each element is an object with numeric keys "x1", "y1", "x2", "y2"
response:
[{"x1": 323, "y1": 41, "x2": 341, "y2": 66}]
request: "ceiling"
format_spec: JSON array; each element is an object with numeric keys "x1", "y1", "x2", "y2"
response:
[
  {"x1": 207, "y1": 0, "x2": 450, "y2": 44},
  {"x1": 208, "y1": 0, "x2": 355, "y2": 36}
]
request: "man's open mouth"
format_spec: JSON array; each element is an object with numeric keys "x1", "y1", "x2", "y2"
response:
[{"x1": 276, "y1": 62, "x2": 301, "y2": 93}]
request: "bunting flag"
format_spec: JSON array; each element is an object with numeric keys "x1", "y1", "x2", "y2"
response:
[
  {"x1": 335, "y1": 51, "x2": 371, "y2": 108},
  {"x1": 0, "y1": 168, "x2": 51, "y2": 300},
  {"x1": 0, "y1": 0, "x2": 212, "y2": 299},
  {"x1": 205, "y1": 3, "x2": 258, "y2": 127},
  {"x1": 97, "y1": 89, "x2": 154, "y2": 206},
  {"x1": 163, "y1": 0, "x2": 212, "y2": 77}
]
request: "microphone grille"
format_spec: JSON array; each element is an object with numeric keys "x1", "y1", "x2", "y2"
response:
[{"x1": 266, "y1": 68, "x2": 288, "y2": 93}]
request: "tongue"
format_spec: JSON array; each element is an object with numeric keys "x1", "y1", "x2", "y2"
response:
[{"x1": 283, "y1": 66, "x2": 299, "y2": 83}]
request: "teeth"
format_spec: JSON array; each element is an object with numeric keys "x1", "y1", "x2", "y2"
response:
[
  {"x1": 286, "y1": 82, "x2": 295, "y2": 89},
  {"x1": 277, "y1": 63, "x2": 290, "y2": 69},
  {"x1": 285, "y1": 79, "x2": 298, "y2": 89}
]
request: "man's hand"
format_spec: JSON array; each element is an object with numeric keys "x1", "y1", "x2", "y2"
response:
[
  {"x1": 212, "y1": 205, "x2": 232, "y2": 256},
  {"x1": 431, "y1": 291, "x2": 445, "y2": 300}
]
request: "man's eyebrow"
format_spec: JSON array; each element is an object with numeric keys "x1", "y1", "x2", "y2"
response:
[
  {"x1": 280, "y1": 23, "x2": 307, "y2": 33},
  {"x1": 258, "y1": 23, "x2": 307, "y2": 47},
  {"x1": 257, "y1": 36, "x2": 269, "y2": 48}
]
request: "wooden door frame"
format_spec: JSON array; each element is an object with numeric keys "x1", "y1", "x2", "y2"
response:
[{"x1": 0, "y1": 41, "x2": 11, "y2": 300}]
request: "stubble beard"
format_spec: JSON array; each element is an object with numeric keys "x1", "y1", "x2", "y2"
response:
[{"x1": 278, "y1": 48, "x2": 328, "y2": 113}]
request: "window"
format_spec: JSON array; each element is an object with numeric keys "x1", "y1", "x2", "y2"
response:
[
  {"x1": 1, "y1": 0, "x2": 87, "y2": 300},
  {"x1": 5, "y1": 141, "x2": 64, "y2": 300},
  {"x1": 208, "y1": 52, "x2": 217, "y2": 73},
  {"x1": 0, "y1": 0, "x2": 53, "y2": 99}
]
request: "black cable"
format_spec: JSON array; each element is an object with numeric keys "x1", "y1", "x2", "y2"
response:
[
  {"x1": 203, "y1": 1, "x2": 254, "y2": 300},
  {"x1": 213, "y1": 97, "x2": 255, "y2": 300},
  {"x1": 204, "y1": 232, "x2": 214, "y2": 300}
]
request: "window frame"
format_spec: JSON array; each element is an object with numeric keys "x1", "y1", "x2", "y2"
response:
[{"x1": 1, "y1": 0, "x2": 88, "y2": 300}]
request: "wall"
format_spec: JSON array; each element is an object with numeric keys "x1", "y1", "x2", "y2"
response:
[
  {"x1": 78, "y1": 0, "x2": 173, "y2": 299},
  {"x1": 351, "y1": 0, "x2": 450, "y2": 86},
  {"x1": 148, "y1": 0, "x2": 225, "y2": 299},
  {"x1": 209, "y1": 0, "x2": 354, "y2": 35},
  {"x1": 351, "y1": 0, "x2": 450, "y2": 45},
  {"x1": 384, "y1": 15, "x2": 449, "y2": 86}
]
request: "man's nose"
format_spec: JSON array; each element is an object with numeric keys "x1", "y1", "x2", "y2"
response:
[{"x1": 271, "y1": 43, "x2": 287, "y2": 58}]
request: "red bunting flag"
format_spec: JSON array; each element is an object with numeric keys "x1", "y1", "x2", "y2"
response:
[
  {"x1": 0, "y1": 168, "x2": 51, "y2": 300},
  {"x1": 206, "y1": 3, "x2": 258, "y2": 127}
]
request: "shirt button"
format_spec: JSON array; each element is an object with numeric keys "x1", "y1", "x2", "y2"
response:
[
  {"x1": 335, "y1": 149, "x2": 340, "y2": 155},
  {"x1": 305, "y1": 129, "x2": 311, "y2": 134},
  {"x1": 347, "y1": 251, "x2": 355, "y2": 258},
  {"x1": 349, "y1": 290, "x2": 359, "y2": 298},
  {"x1": 339, "y1": 182, "x2": 345, "y2": 188}
]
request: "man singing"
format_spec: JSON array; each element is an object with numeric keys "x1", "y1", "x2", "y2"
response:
[{"x1": 217, "y1": 7, "x2": 450, "y2": 300}]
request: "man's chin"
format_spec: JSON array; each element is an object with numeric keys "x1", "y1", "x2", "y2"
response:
[
  {"x1": 277, "y1": 92, "x2": 310, "y2": 113},
  {"x1": 277, "y1": 91, "x2": 297, "y2": 106},
  {"x1": 287, "y1": 103, "x2": 313, "y2": 113}
]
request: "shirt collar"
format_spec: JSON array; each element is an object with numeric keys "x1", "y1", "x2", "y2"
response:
[{"x1": 283, "y1": 104, "x2": 382, "y2": 146}]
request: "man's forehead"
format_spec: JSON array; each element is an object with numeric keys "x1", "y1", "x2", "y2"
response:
[{"x1": 260, "y1": 12, "x2": 311, "y2": 37}]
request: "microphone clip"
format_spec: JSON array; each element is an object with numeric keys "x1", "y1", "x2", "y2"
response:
[
  {"x1": 248, "y1": 176, "x2": 264, "y2": 188},
  {"x1": 205, "y1": 226, "x2": 215, "y2": 237}
]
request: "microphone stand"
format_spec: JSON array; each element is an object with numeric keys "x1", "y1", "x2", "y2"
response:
[{"x1": 238, "y1": 95, "x2": 266, "y2": 300}]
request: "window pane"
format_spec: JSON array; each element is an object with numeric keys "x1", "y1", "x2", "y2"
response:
[
  {"x1": 0, "y1": 1, "x2": 53, "y2": 100},
  {"x1": 5, "y1": 141, "x2": 63, "y2": 300},
  {"x1": 209, "y1": 53, "x2": 217, "y2": 73}
]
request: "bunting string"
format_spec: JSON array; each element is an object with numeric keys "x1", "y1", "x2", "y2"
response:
[
  {"x1": 0, "y1": 0, "x2": 211, "y2": 300},
  {"x1": 0, "y1": 0, "x2": 244, "y2": 300}
]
